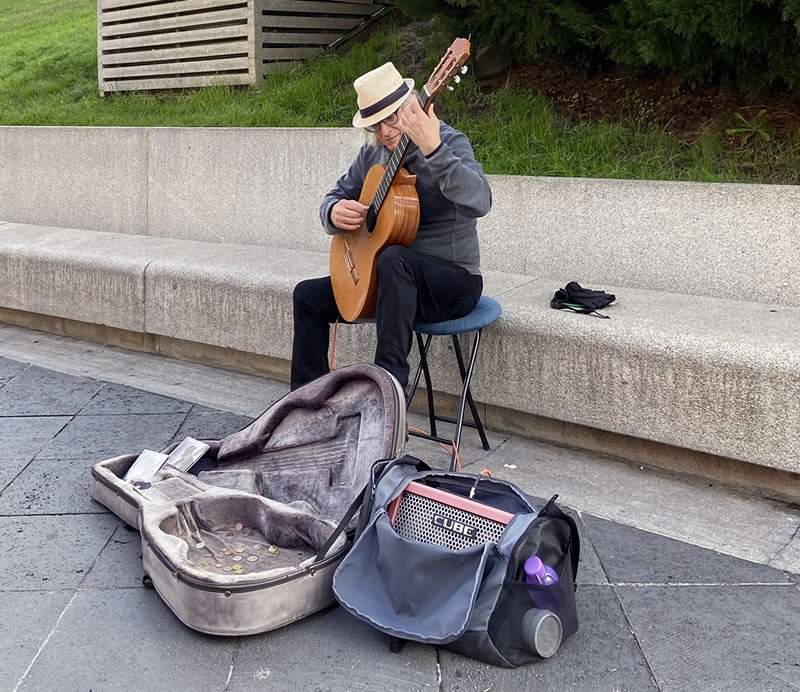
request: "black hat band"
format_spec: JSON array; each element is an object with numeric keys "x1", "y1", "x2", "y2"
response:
[{"x1": 359, "y1": 83, "x2": 409, "y2": 119}]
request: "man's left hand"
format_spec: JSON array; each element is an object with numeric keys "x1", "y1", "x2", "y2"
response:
[{"x1": 398, "y1": 100, "x2": 441, "y2": 156}]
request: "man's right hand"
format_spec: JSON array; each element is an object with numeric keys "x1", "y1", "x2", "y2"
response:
[{"x1": 331, "y1": 199, "x2": 368, "y2": 232}]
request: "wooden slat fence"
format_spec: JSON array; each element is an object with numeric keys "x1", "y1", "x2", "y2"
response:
[
  {"x1": 97, "y1": 0, "x2": 384, "y2": 93},
  {"x1": 259, "y1": 0, "x2": 382, "y2": 73}
]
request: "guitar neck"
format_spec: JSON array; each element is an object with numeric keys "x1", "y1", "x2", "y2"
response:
[
  {"x1": 386, "y1": 88, "x2": 432, "y2": 175},
  {"x1": 366, "y1": 88, "x2": 432, "y2": 229}
]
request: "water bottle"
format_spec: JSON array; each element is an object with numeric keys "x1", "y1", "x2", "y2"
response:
[{"x1": 523, "y1": 556, "x2": 559, "y2": 585}]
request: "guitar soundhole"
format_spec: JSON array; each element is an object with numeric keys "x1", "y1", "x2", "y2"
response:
[{"x1": 366, "y1": 205, "x2": 377, "y2": 234}]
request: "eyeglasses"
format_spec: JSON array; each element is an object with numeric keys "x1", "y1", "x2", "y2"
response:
[{"x1": 364, "y1": 110, "x2": 399, "y2": 133}]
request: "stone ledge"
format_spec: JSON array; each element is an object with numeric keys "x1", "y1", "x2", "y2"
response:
[
  {"x1": 2, "y1": 222, "x2": 799, "y2": 473},
  {"x1": 2, "y1": 304, "x2": 798, "y2": 504},
  {"x1": 479, "y1": 280, "x2": 800, "y2": 471}
]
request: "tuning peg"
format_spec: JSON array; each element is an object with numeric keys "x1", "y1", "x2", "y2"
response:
[
  {"x1": 461, "y1": 65, "x2": 468, "y2": 74},
  {"x1": 446, "y1": 85, "x2": 454, "y2": 91},
  {"x1": 454, "y1": 75, "x2": 461, "y2": 84}
]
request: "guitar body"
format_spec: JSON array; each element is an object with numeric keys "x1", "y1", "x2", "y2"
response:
[
  {"x1": 330, "y1": 163, "x2": 420, "y2": 321},
  {"x1": 328, "y1": 36, "x2": 470, "y2": 322}
]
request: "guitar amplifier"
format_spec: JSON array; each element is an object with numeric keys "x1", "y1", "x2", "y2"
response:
[{"x1": 387, "y1": 481, "x2": 514, "y2": 551}]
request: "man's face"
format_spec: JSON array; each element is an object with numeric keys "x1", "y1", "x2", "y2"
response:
[
  {"x1": 378, "y1": 119, "x2": 402, "y2": 151},
  {"x1": 368, "y1": 107, "x2": 403, "y2": 151}
]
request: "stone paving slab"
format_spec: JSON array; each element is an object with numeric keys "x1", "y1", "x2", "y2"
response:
[
  {"x1": 0, "y1": 514, "x2": 118, "y2": 590},
  {"x1": 82, "y1": 523, "x2": 144, "y2": 590},
  {"x1": 17, "y1": 588, "x2": 237, "y2": 691},
  {"x1": 572, "y1": 524, "x2": 608, "y2": 586},
  {"x1": 0, "y1": 324, "x2": 285, "y2": 417},
  {"x1": 770, "y1": 533, "x2": 800, "y2": 575},
  {"x1": 404, "y1": 410, "x2": 509, "y2": 470},
  {"x1": 439, "y1": 585, "x2": 658, "y2": 692},
  {"x1": 0, "y1": 456, "x2": 109, "y2": 516},
  {"x1": 617, "y1": 584, "x2": 800, "y2": 690},
  {"x1": 0, "y1": 416, "x2": 70, "y2": 462},
  {"x1": 0, "y1": 365, "x2": 103, "y2": 416},
  {"x1": 230, "y1": 607, "x2": 438, "y2": 691},
  {"x1": 581, "y1": 514, "x2": 793, "y2": 585},
  {"x1": 0, "y1": 355, "x2": 28, "y2": 385},
  {"x1": 463, "y1": 437, "x2": 800, "y2": 567},
  {"x1": 0, "y1": 458, "x2": 34, "y2": 492},
  {"x1": 79, "y1": 382, "x2": 193, "y2": 416},
  {"x1": 170, "y1": 405, "x2": 255, "y2": 444},
  {"x1": 0, "y1": 589, "x2": 74, "y2": 691},
  {"x1": 36, "y1": 412, "x2": 187, "y2": 460}
]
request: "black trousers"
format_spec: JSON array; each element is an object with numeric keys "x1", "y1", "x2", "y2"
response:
[{"x1": 291, "y1": 246, "x2": 482, "y2": 390}]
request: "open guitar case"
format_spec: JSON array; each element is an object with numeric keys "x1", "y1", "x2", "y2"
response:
[{"x1": 90, "y1": 364, "x2": 406, "y2": 636}]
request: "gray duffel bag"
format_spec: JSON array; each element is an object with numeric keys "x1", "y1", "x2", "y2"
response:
[{"x1": 331, "y1": 456, "x2": 580, "y2": 667}]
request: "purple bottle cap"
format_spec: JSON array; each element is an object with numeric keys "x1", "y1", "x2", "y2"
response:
[
  {"x1": 524, "y1": 556, "x2": 560, "y2": 585},
  {"x1": 524, "y1": 556, "x2": 545, "y2": 582}
]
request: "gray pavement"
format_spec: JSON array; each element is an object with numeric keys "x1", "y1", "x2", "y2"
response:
[{"x1": 1, "y1": 328, "x2": 800, "y2": 691}]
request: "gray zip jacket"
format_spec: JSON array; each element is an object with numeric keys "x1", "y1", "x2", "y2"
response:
[{"x1": 319, "y1": 122, "x2": 491, "y2": 275}]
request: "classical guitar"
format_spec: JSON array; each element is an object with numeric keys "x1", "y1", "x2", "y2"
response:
[{"x1": 330, "y1": 38, "x2": 471, "y2": 322}]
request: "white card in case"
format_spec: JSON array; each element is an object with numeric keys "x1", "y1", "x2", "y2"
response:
[
  {"x1": 124, "y1": 449, "x2": 169, "y2": 483},
  {"x1": 165, "y1": 437, "x2": 210, "y2": 473}
]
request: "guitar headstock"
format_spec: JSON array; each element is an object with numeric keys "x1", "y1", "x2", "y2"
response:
[{"x1": 423, "y1": 37, "x2": 471, "y2": 99}]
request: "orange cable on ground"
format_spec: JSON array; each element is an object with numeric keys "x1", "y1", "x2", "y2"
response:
[
  {"x1": 452, "y1": 442, "x2": 462, "y2": 472},
  {"x1": 407, "y1": 425, "x2": 462, "y2": 472}
]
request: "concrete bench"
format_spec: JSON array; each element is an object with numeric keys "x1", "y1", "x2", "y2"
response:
[{"x1": 1, "y1": 126, "x2": 798, "y2": 495}]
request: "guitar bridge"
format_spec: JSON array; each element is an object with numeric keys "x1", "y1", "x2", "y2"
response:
[{"x1": 344, "y1": 242, "x2": 359, "y2": 285}]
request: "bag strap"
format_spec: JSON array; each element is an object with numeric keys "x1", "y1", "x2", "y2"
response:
[
  {"x1": 310, "y1": 484, "x2": 368, "y2": 569},
  {"x1": 354, "y1": 455, "x2": 432, "y2": 536},
  {"x1": 539, "y1": 494, "x2": 581, "y2": 587},
  {"x1": 554, "y1": 302, "x2": 611, "y2": 319},
  {"x1": 311, "y1": 455, "x2": 431, "y2": 569}
]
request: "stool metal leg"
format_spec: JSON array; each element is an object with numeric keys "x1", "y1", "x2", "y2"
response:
[
  {"x1": 451, "y1": 333, "x2": 491, "y2": 451},
  {"x1": 415, "y1": 332, "x2": 438, "y2": 438},
  {"x1": 450, "y1": 329, "x2": 485, "y2": 470},
  {"x1": 405, "y1": 332, "x2": 431, "y2": 408}
]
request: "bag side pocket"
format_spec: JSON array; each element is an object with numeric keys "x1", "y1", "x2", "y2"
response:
[
  {"x1": 492, "y1": 549, "x2": 578, "y2": 666},
  {"x1": 486, "y1": 510, "x2": 579, "y2": 667}
]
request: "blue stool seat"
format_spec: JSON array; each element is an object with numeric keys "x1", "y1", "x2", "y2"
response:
[
  {"x1": 414, "y1": 295, "x2": 503, "y2": 335},
  {"x1": 407, "y1": 295, "x2": 503, "y2": 470}
]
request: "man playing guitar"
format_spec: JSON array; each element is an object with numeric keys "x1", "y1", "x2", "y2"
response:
[{"x1": 291, "y1": 60, "x2": 491, "y2": 391}]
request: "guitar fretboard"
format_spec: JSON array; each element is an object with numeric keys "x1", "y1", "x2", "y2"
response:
[{"x1": 365, "y1": 87, "x2": 431, "y2": 232}]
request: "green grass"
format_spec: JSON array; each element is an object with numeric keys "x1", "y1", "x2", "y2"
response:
[{"x1": 1, "y1": 0, "x2": 797, "y2": 183}]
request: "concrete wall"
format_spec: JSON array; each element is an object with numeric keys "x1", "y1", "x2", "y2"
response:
[
  {"x1": 0, "y1": 126, "x2": 361, "y2": 250},
  {"x1": 479, "y1": 175, "x2": 800, "y2": 305},
  {"x1": 0, "y1": 127, "x2": 149, "y2": 235},
  {"x1": 2, "y1": 126, "x2": 798, "y2": 305}
]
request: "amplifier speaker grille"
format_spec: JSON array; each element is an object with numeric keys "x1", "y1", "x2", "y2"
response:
[{"x1": 392, "y1": 487, "x2": 509, "y2": 551}]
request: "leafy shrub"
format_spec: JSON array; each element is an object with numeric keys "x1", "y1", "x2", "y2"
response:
[{"x1": 389, "y1": 0, "x2": 800, "y2": 90}]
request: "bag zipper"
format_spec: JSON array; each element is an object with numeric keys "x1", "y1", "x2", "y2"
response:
[
  {"x1": 419, "y1": 473, "x2": 535, "y2": 506},
  {"x1": 539, "y1": 494, "x2": 560, "y2": 515},
  {"x1": 91, "y1": 467, "x2": 138, "y2": 508}
]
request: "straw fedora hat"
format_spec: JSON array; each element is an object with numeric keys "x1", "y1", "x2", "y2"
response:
[{"x1": 352, "y1": 62, "x2": 415, "y2": 128}]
